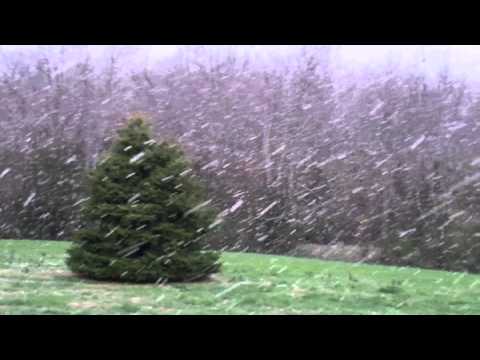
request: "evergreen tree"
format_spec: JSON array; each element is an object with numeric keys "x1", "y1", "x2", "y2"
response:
[{"x1": 66, "y1": 118, "x2": 221, "y2": 283}]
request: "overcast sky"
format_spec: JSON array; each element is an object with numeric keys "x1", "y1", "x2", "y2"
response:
[{"x1": 1, "y1": 45, "x2": 480, "y2": 84}]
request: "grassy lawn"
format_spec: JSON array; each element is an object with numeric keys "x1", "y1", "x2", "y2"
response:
[{"x1": 1, "y1": 240, "x2": 480, "y2": 314}]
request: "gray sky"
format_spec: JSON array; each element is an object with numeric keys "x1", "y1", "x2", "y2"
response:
[
  {"x1": 1, "y1": 45, "x2": 480, "y2": 84},
  {"x1": 146, "y1": 45, "x2": 480, "y2": 83}
]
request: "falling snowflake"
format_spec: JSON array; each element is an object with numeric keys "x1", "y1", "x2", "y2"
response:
[
  {"x1": 179, "y1": 169, "x2": 193, "y2": 177},
  {"x1": 257, "y1": 235, "x2": 268, "y2": 242},
  {"x1": 399, "y1": 228, "x2": 416, "y2": 238},
  {"x1": 65, "y1": 155, "x2": 77, "y2": 164},
  {"x1": 257, "y1": 201, "x2": 278, "y2": 218},
  {"x1": 23, "y1": 192, "x2": 36, "y2": 207},
  {"x1": 185, "y1": 200, "x2": 213, "y2": 216},
  {"x1": 0, "y1": 168, "x2": 11, "y2": 179},
  {"x1": 129, "y1": 152, "x2": 145, "y2": 164},
  {"x1": 271, "y1": 144, "x2": 286, "y2": 156},
  {"x1": 208, "y1": 218, "x2": 224, "y2": 229},
  {"x1": 105, "y1": 226, "x2": 119, "y2": 238},
  {"x1": 201, "y1": 160, "x2": 220, "y2": 170},
  {"x1": 127, "y1": 193, "x2": 141, "y2": 204},
  {"x1": 229, "y1": 199, "x2": 244, "y2": 214},
  {"x1": 410, "y1": 135, "x2": 426, "y2": 150},
  {"x1": 72, "y1": 197, "x2": 90, "y2": 207}
]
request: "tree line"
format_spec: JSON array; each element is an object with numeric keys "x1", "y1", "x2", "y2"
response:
[{"x1": 1, "y1": 47, "x2": 480, "y2": 272}]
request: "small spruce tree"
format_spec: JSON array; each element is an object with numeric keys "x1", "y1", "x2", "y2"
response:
[{"x1": 66, "y1": 118, "x2": 221, "y2": 283}]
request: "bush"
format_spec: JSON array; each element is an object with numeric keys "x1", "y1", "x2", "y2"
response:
[{"x1": 66, "y1": 118, "x2": 221, "y2": 283}]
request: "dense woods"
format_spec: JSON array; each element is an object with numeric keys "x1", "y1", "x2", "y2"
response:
[{"x1": 2, "y1": 46, "x2": 480, "y2": 273}]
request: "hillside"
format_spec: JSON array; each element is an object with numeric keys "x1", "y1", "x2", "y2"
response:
[{"x1": 1, "y1": 240, "x2": 479, "y2": 315}]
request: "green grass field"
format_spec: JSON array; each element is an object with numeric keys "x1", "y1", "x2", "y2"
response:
[{"x1": 1, "y1": 240, "x2": 480, "y2": 314}]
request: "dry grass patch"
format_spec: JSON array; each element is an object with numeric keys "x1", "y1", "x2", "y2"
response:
[
  {"x1": 0, "y1": 269, "x2": 23, "y2": 277},
  {"x1": 129, "y1": 297, "x2": 148, "y2": 305},
  {"x1": 35, "y1": 270, "x2": 76, "y2": 279},
  {"x1": 68, "y1": 301, "x2": 101, "y2": 310}
]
